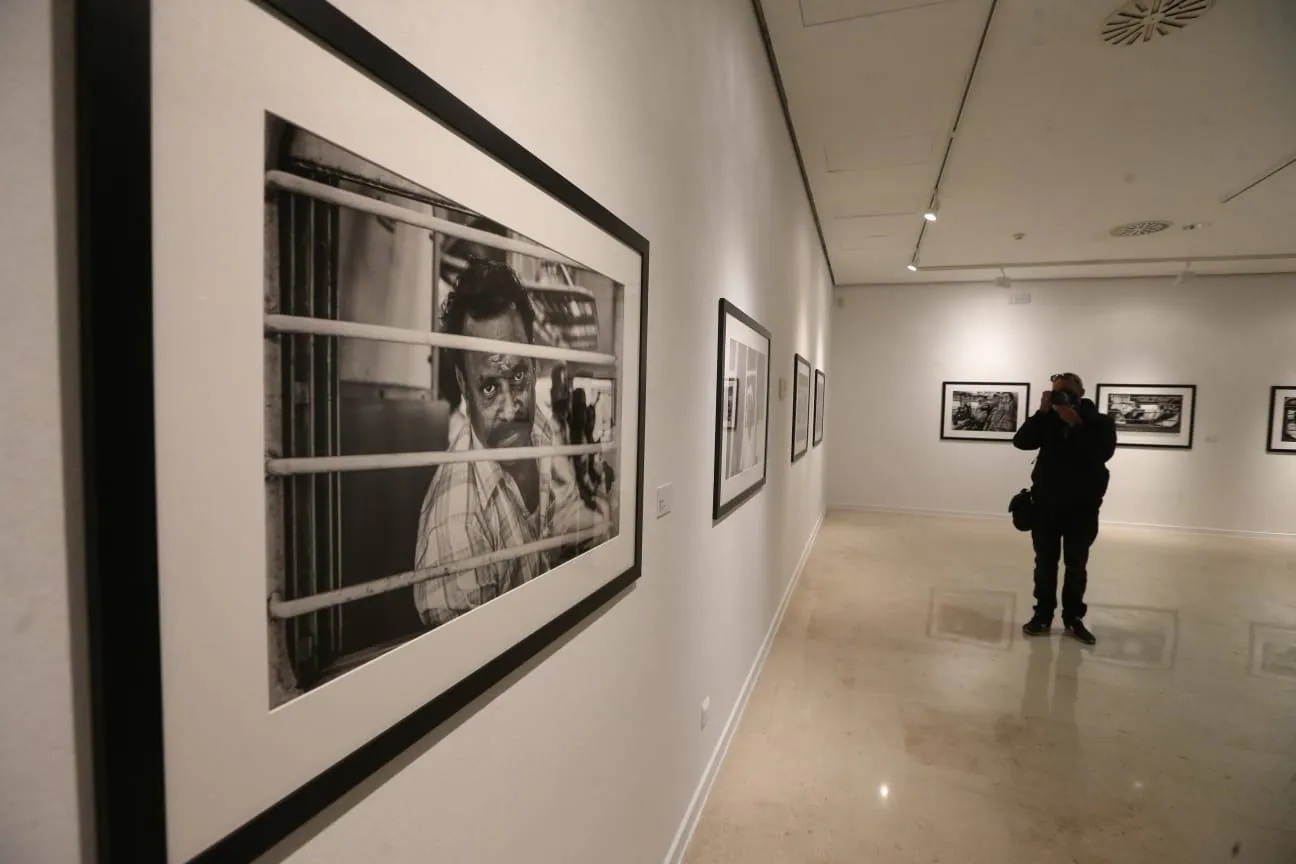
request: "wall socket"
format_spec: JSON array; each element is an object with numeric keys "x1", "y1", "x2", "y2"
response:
[
  {"x1": 655, "y1": 482, "x2": 673, "y2": 519},
  {"x1": 701, "y1": 696, "x2": 711, "y2": 731}
]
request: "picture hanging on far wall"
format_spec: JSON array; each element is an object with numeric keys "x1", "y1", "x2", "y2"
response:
[
  {"x1": 714, "y1": 299, "x2": 772, "y2": 520},
  {"x1": 1096, "y1": 384, "x2": 1196, "y2": 449},
  {"x1": 792, "y1": 354, "x2": 812, "y2": 462},
  {"x1": 813, "y1": 369, "x2": 826, "y2": 447},
  {"x1": 1266, "y1": 386, "x2": 1296, "y2": 453},
  {"x1": 78, "y1": 1, "x2": 648, "y2": 861},
  {"x1": 940, "y1": 382, "x2": 1031, "y2": 442}
]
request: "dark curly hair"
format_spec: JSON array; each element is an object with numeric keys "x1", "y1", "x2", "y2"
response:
[{"x1": 439, "y1": 257, "x2": 536, "y2": 406}]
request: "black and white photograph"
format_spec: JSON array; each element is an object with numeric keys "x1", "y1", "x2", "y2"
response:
[
  {"x1": 265, "y1": 116, "x2": 625, "y2": 706},
  {"x1": 1096, "y1": 384, "x2": 1196, "y2": 449},
  {"x1": 792, "y1": 354, "x2": 812, "y2": 462},
  {"x1": 713, "y1": 300, "x2": 771, "y2": 520},
  {"x1": 79, "y1": 2, "x2": 648, "y2": 860},
  {"x1": 813, "y1": 368, "x2": 826, "y2": 447},
  {"x1": 940, "y1": 382, "x2": 1031, "y2": 442},
  {"x1": 1266, "y1": 386, "x2": 1296, "y2": 453},
  {"x1": 1249, "y1": 623, "x2": 1296, "y2": 680}
]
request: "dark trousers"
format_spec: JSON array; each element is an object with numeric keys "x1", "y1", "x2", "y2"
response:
[{"x1": 1031, "y1": 499, "x2": 1100, "y2": 624}]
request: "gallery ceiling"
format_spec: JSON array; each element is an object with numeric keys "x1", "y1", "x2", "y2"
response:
[{"x1": 755, "y1": 0, "x2": 1296, "y2": 285}]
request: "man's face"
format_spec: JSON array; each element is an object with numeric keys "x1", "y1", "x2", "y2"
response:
[
  {"x1": 1052, "y1": 376, "x2": 1083, "y2": 400},
  {"x1": 457, "y1": 309, "x2": 535, "y2": 448}
]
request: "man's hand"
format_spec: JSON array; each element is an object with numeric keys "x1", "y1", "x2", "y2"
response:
[
  {"x1": 1039, "y1": 391, "x2": 1053, "y2": 413},
  {"x1": 1056, "y1": 405, "x2": 1082, "y2": 427}
]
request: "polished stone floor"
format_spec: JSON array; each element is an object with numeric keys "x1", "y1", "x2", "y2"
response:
[{"x1": 686, "y1": 510, "x2": 1296, "y2": 863}]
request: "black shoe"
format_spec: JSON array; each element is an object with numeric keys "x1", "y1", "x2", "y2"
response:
[
  {"x1": 1021, "y1": 617, "x2": 1052, "y2": 637},
  {"x1": 1065, "y1": 620, "x2": 1096, "y2": 645}
]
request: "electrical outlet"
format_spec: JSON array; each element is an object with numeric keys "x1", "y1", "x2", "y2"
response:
[
  {"x1": 701, "y1": 696, "x2": 711, "y2": 731},
  {"x1": 655, "y1": 483, "x2": 673, "y2": 519}
]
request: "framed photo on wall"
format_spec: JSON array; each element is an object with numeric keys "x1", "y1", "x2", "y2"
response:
[
  {"x1": 940, "y1": 382, "x2": 1031, "y2": 442},
  {"x1": 78, "y1": 1, "x2": 648, "y2": 861},
  {"x1": 813, "y1": 369, "x2": 826, "y2": 447},
  {"x1": 1267, "y1": 386, "x2": 1296, "y2": 453},
  {"x1": 713, "y1": 300, "x2": 772, "y2": 521},
  {"x1": 792, "y1": 354, "x2": 812, "y2": 462},
  {"x1": 1096, "y1": 384, "x2": 1197, "y2": 449}
]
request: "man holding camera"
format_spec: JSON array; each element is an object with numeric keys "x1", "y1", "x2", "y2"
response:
[{"x1": 1013, "y1": 373, "x2": 1117, "y2": 645}]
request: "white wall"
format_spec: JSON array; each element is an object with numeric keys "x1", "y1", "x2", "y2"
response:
[
  {"x1": 827, "y1": 276, "x2": 1296, "y2": 536},
  {"x1": 1, "y1": 0, "x2": 832, "y2": 862},
  {"x1": 0, "y1": 0, "x2": 90, "y2": 862}
]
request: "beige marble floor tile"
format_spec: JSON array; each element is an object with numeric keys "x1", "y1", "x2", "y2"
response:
[{"x1": 686, "y1": 511, "x2": 1296, "y2": 864}]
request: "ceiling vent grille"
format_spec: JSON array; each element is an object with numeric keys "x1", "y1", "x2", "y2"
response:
[
  {"x1": 1102, "y1": 0, "x2": 1213, "y2": 46},
  {"x1": 1110, "y1": 220, "x2": 1173, "y2": 237}
]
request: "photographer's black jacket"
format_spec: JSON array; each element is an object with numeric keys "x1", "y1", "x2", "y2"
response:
[{"x1": 1013, "y1": 399, "x2": 1117, "y2": 505}]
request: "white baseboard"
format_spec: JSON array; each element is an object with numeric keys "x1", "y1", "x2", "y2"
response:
[
  {"x1": 828, "y1": 502, "x2": 1295, "y2": 540},
  {"x1": 661, "y1": 510, "x2": 825, "y2": 864}
]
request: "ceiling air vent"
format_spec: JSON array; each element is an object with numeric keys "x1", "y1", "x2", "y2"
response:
[
  {"x1": 1102, "y1": 0, "x2": 1213, "y2": 46},
  {"x1": 1110, "y1": 220, "x2": 1173, "y2": 237}
]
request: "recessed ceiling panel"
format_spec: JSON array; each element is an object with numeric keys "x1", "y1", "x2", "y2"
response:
[
  {"x1": 800, "y1": 0, "x2": 961, "y2": 27},
  {"x1": 824, "y1": 133, "x2": 938, "y2": 172}
]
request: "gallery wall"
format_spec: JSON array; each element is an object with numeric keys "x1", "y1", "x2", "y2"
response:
[
  {"x1": 0, "y1": 0, "x2": 89, "y2": 862},
  {"x1": 827, "y1": 275, "x2": 1296, "y2": 536},
  {"x1": 0, "y1": 0, "x2": 832, "y2": 862}
]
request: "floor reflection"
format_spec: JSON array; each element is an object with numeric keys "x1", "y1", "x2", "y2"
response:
[
  {"x1": 1249, "y1": 623, "x2": 1296, "y2": 680},
  {"x1": 927, "y1": 588, "x2": 1016, "y2": 650},
  {"x1": 1083, "y1": 604, "x2": 1179, "y2": 669}
]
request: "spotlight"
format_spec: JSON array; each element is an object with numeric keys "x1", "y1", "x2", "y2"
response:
[
  {"x1": 907, "y1": 263, "x2": 918, "y2": 272},
  {"x1": 923, "y1": 201, "x2": 939, "y2": 222},
  {"x1": 994, "y1": 267, "x2": 1012, "y2": 289},
  {"x1": 1174, "y1": 263, "x2": 1195, "y2": 285}
]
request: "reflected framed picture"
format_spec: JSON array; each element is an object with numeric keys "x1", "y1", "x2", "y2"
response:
[
  {"x1": 813, "y1": 369, "x2": 826, "y2": 447},
  {"x1": 792, "y1": 354, "x2": 812, "y2": 462},
  {"x1": 78, "y1": 1, "x2": 648, "y2": 861},
  {"x1": 1249, "y1": 623, "x2": 1296, "y2": 680},
  {"x1": 1096, "y1": 384, "x2": 1196, "y2": 449},
  {"x1": 713, "y1": 300, "x2": 771, "y2": 521},
  {"x1": 940, "y1": 381, "x2": 1030, "y2": 442},
  {"x1": 1266, "y1": 386, "x2": 1296, "y2": 453}
]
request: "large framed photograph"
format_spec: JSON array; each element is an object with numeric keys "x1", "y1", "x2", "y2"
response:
[
  {"x1": 78, "y1": 1, "x2": 647, "y2": 861},
  {"x1": 940, "y1": 382, "x2": 1031, "y2": 442},
  {"x1": 792, "y1": 354, "x2": 812, "y2": 462},
  {"x1": 713, "y1": 300, "x2": 771, "y2": 521},
  {"x1": 813, "y1": 369, "x2": 826, "y2": 447},
  {"x1": 1267, "y1": 386, "x2": 1296, "y2": 453},
  {"x1": 1096, "y1": 384, "x2": 1196, "y2": 449}
]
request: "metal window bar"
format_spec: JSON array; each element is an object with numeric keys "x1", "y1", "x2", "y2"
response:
[
  {"x1": 268, "y1": 523, "x2": 614, "y2": 619},
  {"x1": 268, "y1": 441, "x2": 618, "y2": 476},
  {"x1": 265, "y1": 314, "x2": 615, "y2": 367},
  {"x1": 267, "y1": 170, "x2": 583, "y2": 268}
]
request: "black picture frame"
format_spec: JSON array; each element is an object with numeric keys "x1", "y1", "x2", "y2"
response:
[
  {"x1": 812, "y1": 369, "x2": 826, "y2": 447},
  {"x1": 712, "y1": 299, "x2": 772, "y2": 522},
  {"x1": 939, "y1": 381, "x2": 1032, "y2": 443},
  {"x1": 76, "y1": 1, "x2": 650, "y2": 861},
  {"x1": 1266, "y1": 385, "x2": 1296, "y2": 454},
  {"x1": 791, "y1": 354, "x2": 812, "y2": 462},
  {"x1": 1096, "y1": 384, "x2": 1197, "y2": 450}
]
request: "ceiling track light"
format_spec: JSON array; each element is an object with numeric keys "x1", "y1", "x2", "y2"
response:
[
  {"x1": 923, "y1": 199, "x2": 940, "y2": 222},
  {"x1": 1174, "y1": 263, "x2": 1195, "y2": 285},
  {"x1": 907, "y1": 263, "x2": 919, "y2": 272},
  {"x1": 994, "y1": 267, "x2": 1012, "y2": 288}
]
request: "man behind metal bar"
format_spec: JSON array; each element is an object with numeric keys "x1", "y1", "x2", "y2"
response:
[{"x1": 413, "y1": 258, "x2": 610, "y2": 627}]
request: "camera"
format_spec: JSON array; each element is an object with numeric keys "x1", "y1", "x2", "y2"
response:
[{"x1": 1050, "y1": 389, "x2": 1078, "y2": 408}]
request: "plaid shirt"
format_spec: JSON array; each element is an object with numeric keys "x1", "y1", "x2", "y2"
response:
[{"x1": 414, "y1": 408, "x2": 569, "y2": 627}]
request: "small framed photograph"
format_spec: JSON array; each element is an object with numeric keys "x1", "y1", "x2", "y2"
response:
[
  {"x1": 1267, "y1": 386, "x2": 1296, "y2": 453},
  {"x1": 792, "y1": 354, "x2": 812, "y2": 462},
  {"x1": 713, "y1": 300, "x2": 771, "y2": 520},
  {"x1": 1096, "y1": 384, "x2": 1196, "y2": 449},
  {"x1": 813, "y1": 369, "x2": 826, "y2": 447},
  {"x1": 940, "y1": 382, "x2": 1031, "y2": 442}
]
